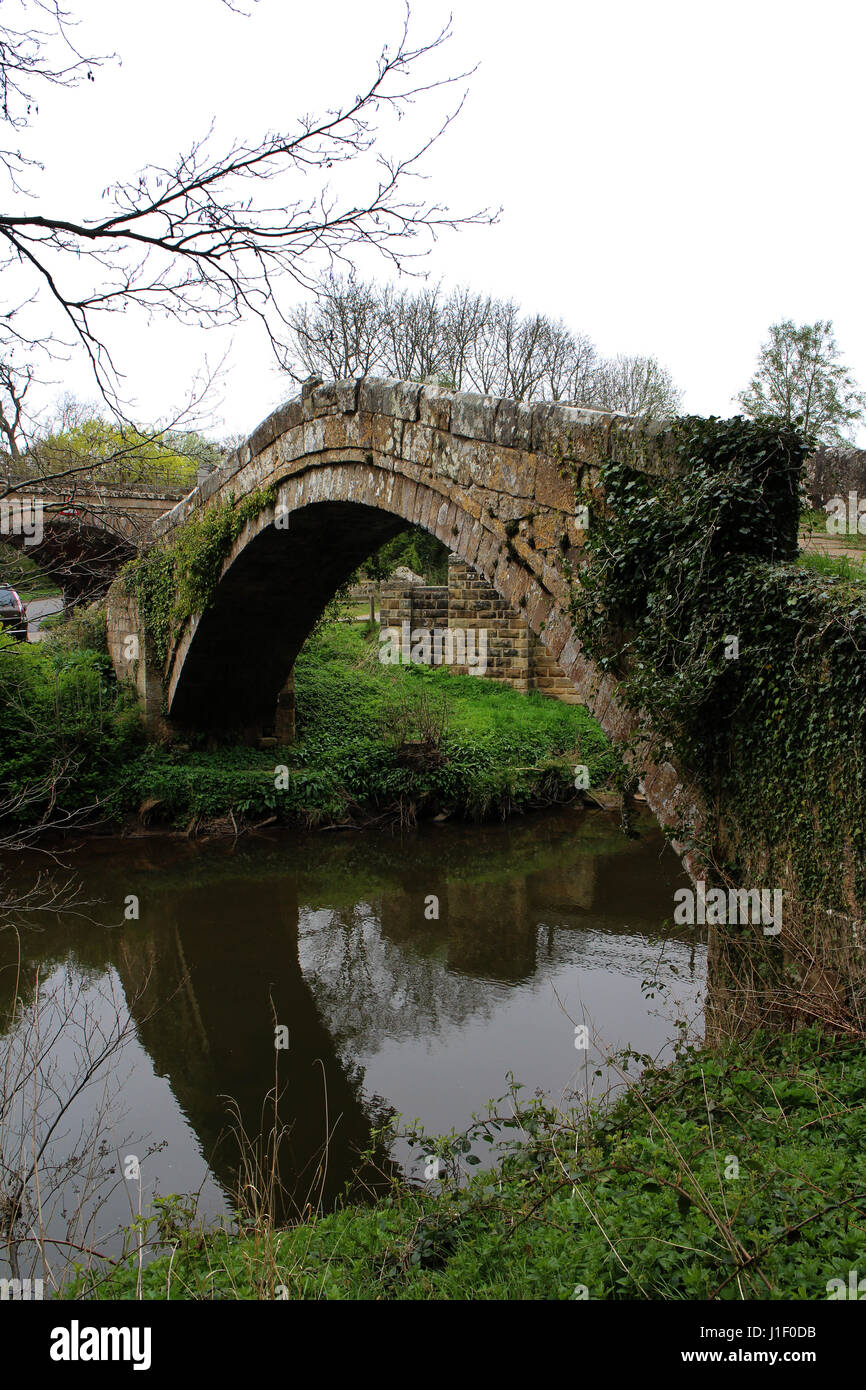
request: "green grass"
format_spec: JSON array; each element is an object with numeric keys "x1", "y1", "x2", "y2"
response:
[
  {"x1": 0, "y1": 614, "x2": 620, "y2": 830},
  {"x1": 797, "y1": 549, "x2": 866, "y2": 584},
  {"x1": 68, "y1": 1026, "x2": 866, "y2": 1301},
  {"x1": 338, "y1": 601, "x2": 376, "y2": 619},
  {"x1": 125, "y1": 622, "x2": 619, "y2": 826}
]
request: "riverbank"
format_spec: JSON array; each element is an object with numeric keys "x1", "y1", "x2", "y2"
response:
[
  {"x1": 67, "y1": 1025, "x2": 866, "y2": 1300},
  {"x1": 0, "y1": 613, "x2": 622, "y2": 834}
]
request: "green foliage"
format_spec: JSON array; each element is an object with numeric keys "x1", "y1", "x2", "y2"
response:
[
  {"x1": 0, "y1": 630, "x2": 142, "y2": 821},
  {"x1": 1, "y1": 606, "x2": 622, "y2": 828},
  {"x1": 24, "y1": 416, "x2": 222, "y2": 488},
  {"x1": 122, "y1": 488, "x2": 276, "y2": 662},
  {"x1": 0, "y1": 615, "x2": 618, "y2": 833},
  {"x1": 359, "y1": 524, "x2": 451, "y2": 584},
  {"x1": 75, "y1": 1027, "x2": 866, "y2": 1301},
  {"x1": 571, "y1": 415, "x2": 866, "y2": 911},
  {"x1": 47, "y1": 601, "x2": 108, "y2": 655},
  {"x1": 119, "y1": 622, "x2": 618, "y2": 827},
  {"x1": 739, "y1": 320, "x2": 866, "y2": 446}
]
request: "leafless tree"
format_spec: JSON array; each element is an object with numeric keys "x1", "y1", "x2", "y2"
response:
[
  {"x1": 489, "y1": 305, "x2": 550, "y2": 402},
  {"x1": 589, "y1": 353, "x2": 683, "y2": 419},
  {"x1": 381, "y1": 281, "x2": 448, "y2": 383},
  {"x1": 284, "y1": 275, "x2": 388, "y2": 382},
  {"x1": 0, "y1": 1, "x2": 108, "y2": 190},
  {"x1": 438, "y1": 286, "x2": 491, "y2": 390},
  {"x1": 282, "y1": 277, "x2": 684, "y2": 417},
  {"x1": 541, "y1": 318, "x2": 597, "y2": 403},
  {"x1": 0, "y1": 4, "x2": 493, "y2": 410},
  {"x1": 0, "y1": 362, "x2": 34, "y2": 460},
  {"x1": 0, "y1": 3, "x2": 492, "y2": 612}
]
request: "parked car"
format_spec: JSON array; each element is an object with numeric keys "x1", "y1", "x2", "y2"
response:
[{"x1": 0, "y1": 585, "x2": 27, "y2": 641}]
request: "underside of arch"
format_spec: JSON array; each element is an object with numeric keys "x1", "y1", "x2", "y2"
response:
[{"x1": 168, "y1": 499, "x2": 405, "y2": 729}]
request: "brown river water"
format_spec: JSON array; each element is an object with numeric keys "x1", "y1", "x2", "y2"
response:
[{"x1": 0, "y1": 806, "x2": 706, "y2": 1285}]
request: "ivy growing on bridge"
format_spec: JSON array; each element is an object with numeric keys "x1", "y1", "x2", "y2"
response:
[
  {"x1": 121, "y1": 487, "x2": 276, "y2": 663},
  {"x1": 570, "y1": 416, "x2": 866, "y2": 924}
]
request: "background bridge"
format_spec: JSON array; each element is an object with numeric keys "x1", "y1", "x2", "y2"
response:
[{"x1": 0, "y1": 477, "x2": 187, "y2": 606}]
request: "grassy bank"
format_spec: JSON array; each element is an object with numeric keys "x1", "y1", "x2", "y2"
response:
[
  {"x1": 0, "y1": 613, "x2": 620, "y2": 831},
  {"x1": 67, "y1": 1026, "x2": 866, "y2": 1301}
]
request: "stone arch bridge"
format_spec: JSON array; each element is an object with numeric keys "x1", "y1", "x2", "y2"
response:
[
  {"x1": 1, "y1": 478, "x2": 186, "y2": 605},
  {"x1": 107, "y1": 376, "x2": 706, "y2": 869}
]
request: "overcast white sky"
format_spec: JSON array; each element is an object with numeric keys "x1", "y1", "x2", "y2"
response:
[{"x1": 10, "y1": 0, "x2": 866, "y2": 441}]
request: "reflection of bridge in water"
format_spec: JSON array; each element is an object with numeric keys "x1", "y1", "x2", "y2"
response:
[
  {"x1": 0, "y1": 813, "x2": 702, "y2": 1222},
  {"x1": 113, "y1": 874, "x2": 392, "y2": 1216},
  {"x1": 109, "y1": 817, "x2": 699, "y2": 1213}
]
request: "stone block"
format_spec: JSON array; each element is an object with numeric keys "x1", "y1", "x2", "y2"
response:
[
  {"x1": 401, "y1": 421, "x2": 436, "y2": 468},
  {"x1": 451, "y1": 392, "x2": 498, "y2": 442},
  {"x1": 303, "y1": 420, "x2": 326, "y2": 455},
  {"x1": 493, "y1": 398, "x2": 533, "y2": 451},
  {"x1": 358, "y1": 378, "x2": 421, "y2": 421},
  {"x1": 270, "y1": 398, "x2": 304, "y2": 439},
  {"x1": 534, "y1": 453, "x2": 574, "y2": 511},
  {"x1": 249, "y1": 414, "x2": 277, "y2": 458},
  {"x1": 372, "y1": 415, "x2": 403, "y2": 458},
  {"x1": 419, "y1": 385, "x2": 452, "y2": 432}
]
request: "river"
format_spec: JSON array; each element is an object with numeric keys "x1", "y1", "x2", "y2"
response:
[{"x1": 0, "y1": 805, "x2": 706, "y2": 1286}]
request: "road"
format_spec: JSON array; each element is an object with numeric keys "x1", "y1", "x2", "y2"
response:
[{"x1": 25, "y1": 596, "x2": 64, "y2": 640}]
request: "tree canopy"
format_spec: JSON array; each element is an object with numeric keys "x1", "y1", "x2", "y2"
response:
[{"x1": 738, "y1": 321, "x2": 866, "y2": 447}]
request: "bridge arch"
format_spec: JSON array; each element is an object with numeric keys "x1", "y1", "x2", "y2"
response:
[
  {"x1": 107, "y1": 376, "x2": 706, "y2": 871},
  {"x1": 165, "y1": 460, "x2": 571, "y2": 728}
]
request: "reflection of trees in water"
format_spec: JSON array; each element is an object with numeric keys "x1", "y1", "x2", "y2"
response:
[
  {"x1": 298, "y1": 859, "x2": 580, "y2": 1055},
  {"x1": 294, "y1": 827, "x2": 704, "y2": 1063},
  {"x1": 299, "y1": 903, "x2": 504, "y2": 1053},
  {"x1": 0, "y1": 956, "x2": 160, "y2": 1287},
  {"x1": 0, "y1": 809, "x2": 706, "y2": 1237}
]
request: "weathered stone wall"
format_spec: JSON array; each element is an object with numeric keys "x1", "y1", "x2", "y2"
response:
[
  {"x1": 106, "y1": 587, "x2": 169, "y2": 736},
  {"x1": 530, "y1": 630, "x2": 584, "y2": 704},
  {"x1": 446, "y1": 556, "x2": 530, "y2": 687},
  {"x1": 400, "y1": 583, "x2": 449, "y2": 632},
  {"x1": 377, "y1": 555, "x2": 587, "y2": 700}
]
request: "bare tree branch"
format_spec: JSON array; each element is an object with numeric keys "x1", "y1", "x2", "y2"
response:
[{"x1": 0, "y1": 6, "x2": 495, "y2": 409}]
